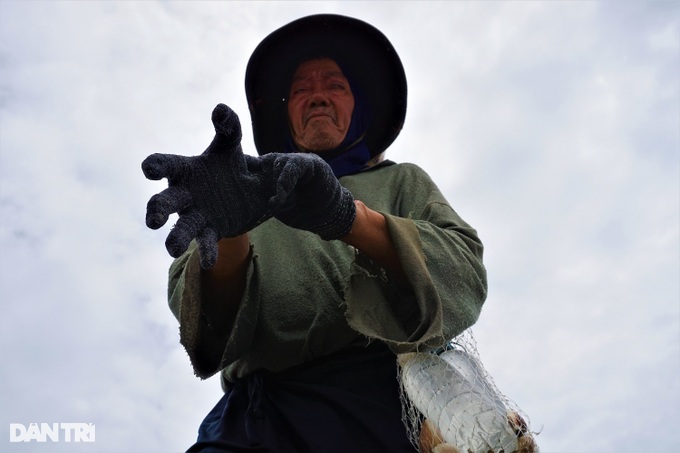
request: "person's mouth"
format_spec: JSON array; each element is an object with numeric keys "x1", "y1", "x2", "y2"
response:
[{"x1": 305, "y1": 111, "x2": 335, "y2": 126}]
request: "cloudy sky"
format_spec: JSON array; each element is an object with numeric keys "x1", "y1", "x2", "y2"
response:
[{"x1": 1, "y1": 1, "x2": 678, "y2": 452}]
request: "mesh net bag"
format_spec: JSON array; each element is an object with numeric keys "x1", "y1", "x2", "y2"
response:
[{"x1": 398, "y1": 329, "x2": 538, "y2": 453}]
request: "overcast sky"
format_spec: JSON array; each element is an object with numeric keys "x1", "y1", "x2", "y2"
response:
[{"x1": 0, "y1": 1, "x2": 678, "y2": 452}]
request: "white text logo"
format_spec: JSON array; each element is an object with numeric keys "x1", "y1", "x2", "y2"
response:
[{"x1": 9, "y1": 423, "x2": 95, "y2": 443}]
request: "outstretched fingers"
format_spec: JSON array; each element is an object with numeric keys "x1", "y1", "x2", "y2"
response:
[
  {"x1": 165, "y1": 211, "x2": 207, "y2": 258},
  {"x1": 142, "y1": 153, "x2": 189, "y2": 182},
  {"x1": 145, "y1": 187, "x2": 192, "y2": 230},
  {"x1": 197, "y1": 228, "x2": 219, "y2": 269},
  {"x1": 207, "y1": 104, "x2": 243, "y2": 155}
]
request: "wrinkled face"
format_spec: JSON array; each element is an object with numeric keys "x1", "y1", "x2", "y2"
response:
[{"x1": 287, "y1": 58, "x2": 355, "y2": 152}]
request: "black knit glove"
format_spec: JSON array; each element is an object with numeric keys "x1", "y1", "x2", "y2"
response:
[
  {"x1": 268, "y1": 151, "x2": 356, "y2": 240},
  {"x1": 142, "y1": 104, "x2": 356, "y2": 268}
]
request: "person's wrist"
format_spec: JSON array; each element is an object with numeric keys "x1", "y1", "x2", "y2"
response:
[
  {"x1": 203, "y1": 235, "x2": 251, "y2": 277},
  {"x1": 341, "y1": 200, "x2": 372, "y2": 246}
]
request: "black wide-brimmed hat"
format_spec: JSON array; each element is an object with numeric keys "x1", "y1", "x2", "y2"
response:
[{"x1": 245, "y1": 14, "x2": 407, "y2": 158}]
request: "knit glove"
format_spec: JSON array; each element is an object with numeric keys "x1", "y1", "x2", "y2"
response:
[
  {"x1": 142, "y1": 104, "x2": 356, "y2": 268},
  {"x1": 268, "y1": 151, "x2": 356, "y2": 239}
]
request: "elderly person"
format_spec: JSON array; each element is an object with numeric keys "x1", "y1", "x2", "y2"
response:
[{"x1": 143, "y1": 14, "x2": 487, "y2": 452}]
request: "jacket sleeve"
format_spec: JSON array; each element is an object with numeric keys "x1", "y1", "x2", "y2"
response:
[
  {"x1": 341, "y1": 164, "x2": 487, "y2": 353},
  {"x1": 168, "y1": 241, "x2": 220, "y2": 378},
  {"x1": 167, "y1": 241, "x2": 260, "y2": 379}
]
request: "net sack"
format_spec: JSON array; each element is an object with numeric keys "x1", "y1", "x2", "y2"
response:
[{"x1": 398, "y1": 330, "x2": 538, "y2": 453}]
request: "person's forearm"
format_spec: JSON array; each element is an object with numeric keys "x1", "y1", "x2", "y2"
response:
[
  {"x1": 341, "y1": 200, "x2": 406, "y2": 281},
  {"x1": 200, "y1": 234, "x2": 251, "y2": 334},
  {"x1": 199, "y1": 199, "x2": 407, "y2": 322}
]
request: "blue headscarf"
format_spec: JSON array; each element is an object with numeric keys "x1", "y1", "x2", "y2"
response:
[{"x1": 284, "y1": 75, "x2": 372, "y2": 178}]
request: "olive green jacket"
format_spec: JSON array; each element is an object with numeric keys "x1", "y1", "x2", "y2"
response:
[{"x1": 168, "y1": 162, "x2": 487, "y2": 385}]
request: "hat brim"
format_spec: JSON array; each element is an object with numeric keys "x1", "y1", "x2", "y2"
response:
[{"x1": 245, "y1": 14, "x2": 407, "y2": 157}]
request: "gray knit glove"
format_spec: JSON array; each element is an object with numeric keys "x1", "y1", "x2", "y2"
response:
[{"x1": 142, "y1": 104, "x2": 356, "y2": 268}]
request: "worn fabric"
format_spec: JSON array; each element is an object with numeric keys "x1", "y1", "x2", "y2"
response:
[{"x1": 168, "y1": 161, "x2": 487, "y2": 385}]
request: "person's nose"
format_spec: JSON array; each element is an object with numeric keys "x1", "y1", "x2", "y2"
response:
[{"x1": 308, "y1": 85, "x2": 330, "y2": 108}]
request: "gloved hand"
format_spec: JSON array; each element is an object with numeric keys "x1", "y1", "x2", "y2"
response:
[
  {"x1": 142, "y1": 104, "x2": 356, "y2": 269},
  {"x1": 268, "y1": 151, "x2": 356, "y2": 239}
]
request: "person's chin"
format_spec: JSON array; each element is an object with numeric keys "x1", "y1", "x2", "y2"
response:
[{"x1": 299, "y1": 131, "x2": 343, "y2": 152}]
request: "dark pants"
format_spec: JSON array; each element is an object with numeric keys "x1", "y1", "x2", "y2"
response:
[{"x1": 187, "y1": 342, "x2": 416, "y2": 452}]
